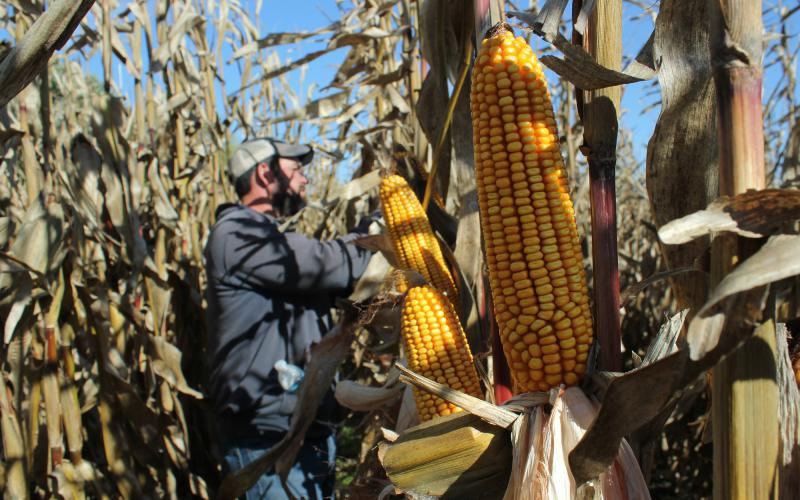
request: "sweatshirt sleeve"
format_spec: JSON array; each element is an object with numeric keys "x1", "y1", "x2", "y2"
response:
[{"x1": 216, "y1": 215, "x2": 374, "y2": 294}]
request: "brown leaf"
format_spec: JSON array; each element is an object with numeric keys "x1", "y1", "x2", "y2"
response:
[
  {"x1": 659, "y1": 189, "x2": 800, "y2": 244},
  {"x1": 538, "y1": 34, "x2": 645, "y2": 90}
]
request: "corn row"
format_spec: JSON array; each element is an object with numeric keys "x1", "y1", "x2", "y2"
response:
[
  {"x1": 401, "y1": 285, "x2": 483, "y2": 421},
  {"x1": 380, "y1": 175, "x2": 458, "y2": 303},
  {"x1": 470, "y1": 26, "x2": 593, "y2": 393}
]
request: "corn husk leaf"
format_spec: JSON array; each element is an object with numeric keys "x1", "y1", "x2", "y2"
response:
[
  {"x1": 397, "y1": 384, "x2": 421, "y2": 433},
  {"x1": 569, "y1": 317, "x2": 772, "y2": 484},
  {"x1": 659, "y1": 189, "x2": 800, "y2": 244},
  {"x1": 504, "y1": 388, "x2": 650, "y2": 500},
  {"x1": 688, "y1": 235, "x2": 800, "y2": 359},
  {"x1": 351, "y1": 253, "x2": 394, "y2": 304},
  {"x1": 776, "y1": 323, "x2": 800, "y2": 495},
  {"x1": 381, "y1": 411, "x2": 512, "y2": 499},
  {"x1": 335, "y1": 379, "x2": 404, "y2": 412}
]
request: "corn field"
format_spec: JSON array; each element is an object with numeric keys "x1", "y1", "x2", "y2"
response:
[{"x1": 0, "y1": 0, "x2": 798, "y2": 499}]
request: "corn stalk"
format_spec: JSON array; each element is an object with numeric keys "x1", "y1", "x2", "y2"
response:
[{"x1": 709, "y1": 1, "x2": 780, "y2": 498}]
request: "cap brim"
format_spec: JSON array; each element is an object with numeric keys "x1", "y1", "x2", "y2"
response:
[{"x1": 274, "y1": 142, "x2": 314, "y2": 165}]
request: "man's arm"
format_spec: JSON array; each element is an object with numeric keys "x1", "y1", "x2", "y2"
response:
[{"x1": 218, "y1": 217, "x2": 374, "y2": 294}]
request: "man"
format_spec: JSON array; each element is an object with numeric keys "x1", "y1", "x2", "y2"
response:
[{"x1": 204, "y1": 137, "x2": 374, "y2": 499}]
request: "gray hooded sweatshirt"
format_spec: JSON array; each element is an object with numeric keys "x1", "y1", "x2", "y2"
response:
[{"x1": 204, "y1": 203, "x2": 373, "y2": 437}]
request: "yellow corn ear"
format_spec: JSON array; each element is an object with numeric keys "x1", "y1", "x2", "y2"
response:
[
  {"x1": 470, "y1": 26, "x2": 593, "y2": 393},
  {"x1": 380, "y1": 175, "x2": 458, "y2": 304},
  {"x1": 401, "y1": 285, "x2": 483, "y2": 421}
]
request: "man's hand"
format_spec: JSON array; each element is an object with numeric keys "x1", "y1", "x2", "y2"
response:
[{"x1": 355, "y1": 210, "x2": 384, "y2": 235}]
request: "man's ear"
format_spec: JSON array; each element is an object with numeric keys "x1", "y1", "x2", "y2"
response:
[{"x1": 256, "y1": 162, "x2": 273, "y2": 184}]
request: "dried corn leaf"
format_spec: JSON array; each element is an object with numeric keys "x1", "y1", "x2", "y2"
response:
[
  {"x1": 777, "y1": 324, "x2": 800, "y2": 463},
  {"x1": 148, "y1": 336, "x2": 203, "y2": 399},
  {"x1": 509, "y1": 1, "x2": 565, "y2": 41},
  {"x1": 152, "y1": 7, "x2": 202, "y2": 70},
  {"x1": 641, "y1": 309, "x2": 687, "y2": 366},
  {"x1": 3, "y1": 278, "x2": 32, "y2": 343},
  {"x1": 0, "y1": 364, "x2": 27, "y2": 498},
  {"x1": 263, "y1": 91, "x2": 349, "y2": 124},
  {"x1": 619, "y1": 267, "x2": 698, "y2": 307},
  {"x1": 148, "y1": 158, "x2": 179, "y2": 226},
  {"x1": 687, "y1": 235, "x2": 800, "y2": 359},
  {"x1": 659, "y1": 189, "x2": 800, "y2": 244},
  {"x1": 0, "y1": 216, "x2": 12, "y2": 248},
  {"x1": 232, "y1": 23, "x2": 341, "y2": 58},
  {"x1": 238, "y1": 25, "x2": 405, "y2": 94},
  {"x1": 538, "y1": 34, "x2": 645, "y2": 90},
  {"x1": 6, "y1": 193, "x2": 64, "y2": 276},
  {"x1": 396, "y1": 364, "x2": 519, "y2": 429}
]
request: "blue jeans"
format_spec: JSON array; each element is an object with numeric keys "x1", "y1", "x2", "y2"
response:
[{"x1": 222, "y1": 432, "x2": 336, "y2": 500}]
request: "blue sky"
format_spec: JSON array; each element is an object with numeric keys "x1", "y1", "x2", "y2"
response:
[{"x1": 45, "y1": 1, "x2": 799, "y2": 175}]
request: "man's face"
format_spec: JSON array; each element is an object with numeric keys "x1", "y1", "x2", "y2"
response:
[{"x1": 277, "y1": 157, "x2": 309, "y2": 200}]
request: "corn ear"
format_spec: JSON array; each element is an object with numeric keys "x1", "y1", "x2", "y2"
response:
[
  {"x1": 401, "y1": 285, "x2": 483, "y2": 421},
  {"x1": 470, "y1": 26, "x2": 593, "y2": 393}
]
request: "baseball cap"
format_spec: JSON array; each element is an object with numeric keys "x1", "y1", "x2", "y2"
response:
[{"x1": 228, "y1": 138, "x2": 314, "y2": 180}]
